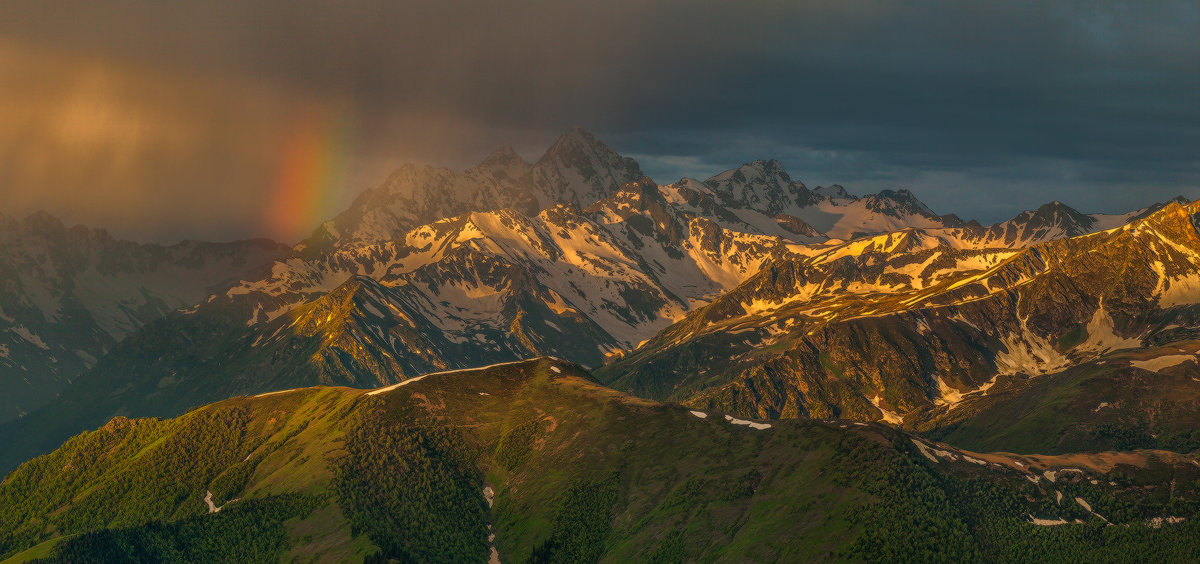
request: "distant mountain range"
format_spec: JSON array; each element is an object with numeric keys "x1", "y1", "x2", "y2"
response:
[
  {"x1": 3, "y1": 129, "x2": 1193, "y2": 466},
  {"x1": 0, "y1": 213, "x2": 289, "y2": 421}
]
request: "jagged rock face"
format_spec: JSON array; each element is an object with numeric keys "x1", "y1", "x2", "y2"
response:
[
  {"x1": 0, "y1": 212, "x2": 290, "y2": 421},
  {"x1": 84, "y1": 181, "x2": 816, "y2": 411},
  {"x1": 703, "y1": 159, "x2": 816, "y2": 216},
  {"x1": 918, "y1": 200, "x2": 1167, "y2": 250},
  {"x1": 863, "y1": 189, "x2": 937, "y2": 218},
  {"x1": 600, "y1": 201, "x2": 1200, "y2": 434},
  {"x1": 812, "y1": 184, "x2": 852, "y2": 200},
  {"x1": 158, "y1": 170, "x2": 843, "y2": 388},
  {"x1": 299, "y1": 128, "x2": 643, "y2": 252},
  {"x1": 527, "y1": 128, "x2": 644, "y2": 211},
  {"x1": 701, "y1": 167, "x2": 962, "y2": 241}
]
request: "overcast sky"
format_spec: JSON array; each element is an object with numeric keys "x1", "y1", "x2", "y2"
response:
[{"x1": 1, "y1": 0, "x2": 1197, "y2": 243}]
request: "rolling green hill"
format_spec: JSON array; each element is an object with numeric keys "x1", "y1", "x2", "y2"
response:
[{"x1": 4, "y1": 359, "x2": 1200, "y2": 563}]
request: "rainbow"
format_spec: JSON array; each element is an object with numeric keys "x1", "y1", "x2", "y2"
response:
[{"x1": 264, "y1": 102, "x2": 356, "y2": 244}]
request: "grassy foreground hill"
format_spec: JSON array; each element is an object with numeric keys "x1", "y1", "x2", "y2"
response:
[{"x1": 3, "y1": 358, "x2": 1200, "y2": 563}]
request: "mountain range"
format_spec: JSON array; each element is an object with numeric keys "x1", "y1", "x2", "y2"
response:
[
  {"x1": 601, "y1": 199, "x2": 1200, "y2": 452},
  {"x1": 3, "y1": 129, "x2": 1200, "y2": 562}
]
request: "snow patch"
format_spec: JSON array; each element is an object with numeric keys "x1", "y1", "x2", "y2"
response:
[
  {"x1": 1043, "y1": 468, "x2": 1086, "y2": 483},
  {"x1": 1149, "y1": 517, "x2": 1186, "y2": 528},
  {"x1": 994, "y1": 316, "x2": 1071, "y2": 376},
  {"x1": 869, "y1": 394, "x2": 904, "y2": 424},
  {"x1": 1131, "y1": 354, "x2": 1196, "y2": 372},
  {"x1": 253, "y1": 388, "x2": 299, "y2": 398},
  {"x1": 962, "y1": 455, "x2": 987, "y2": 466},
  {"x1": 203, "y1": 490, "x2": 237, "y2": 514},
  {"x1": 1158, "y1": 273, "x2": 1200, "y2": 308},
  {"x1": 367, "y1": 359, "x2": 532, "y2": 395},
  {"x1": 723, "y1": 414, "x2": 771, "y2": 430},
  {"x1": 1028, "y1": 515, "x2": 1071, "y2": 526},
  {"x1": 9, "y1": 327, "x2": 49, "y2": 350},
  {"x1": 1077, "y1": 305, "x2": 1141, "y2": 354},
  {"x1": 74, "y1": 349, "x2": 97, "y2": 365},
  {"x1": 911, "y1": 439, "x2": 959, "y2": 463},
  {"x1": 1075, "y1": 497, "x2": 1110, "y2": 523},
  {"x1": 934, "y1": 376, "x2": 967, "y2": 407},
  {"x1": 482, "y1": 485, "x2": 501, "y2": 563}
]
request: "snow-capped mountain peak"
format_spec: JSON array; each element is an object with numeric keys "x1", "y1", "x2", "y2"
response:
[
  {"x1": 863, "y1": 189, "x2": 938, "y2": 218},
  {"x1": 813, "y1": 184, "x2": 854, "y2": 201},
  {"x1": 538, "y1": 127, "x2": 609, "y2": 161},
  {"x1": 300, "y1": 128, "x2": 644, "y2": 250},
  {"x1": 704, "y1": 159, "x2": 793, "y2": 192},
  {"x1": 1025, "y1": 201, "x2": 1095, "y2": 234},
  {"x1": 472, "y1": 145, "x2": 533, "y2": 178},
  {"x1": 478, "y1": 145, "x2": 527, "y2": 166},
  {"x1": 528, "y1": 128, "x2": 644, "y2": 210},
  {"x1": 703, "y1": 159, "x2": 813, "y2": 216}
]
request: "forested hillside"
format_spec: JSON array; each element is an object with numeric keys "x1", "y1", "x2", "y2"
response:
[{"x1": 3, "y1": 360, "x2": 1199, "y2": 563}]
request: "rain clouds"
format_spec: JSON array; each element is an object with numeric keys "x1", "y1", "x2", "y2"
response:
[{"x1": 1, "y1": 0, "x2": 1197, "y2": 241}]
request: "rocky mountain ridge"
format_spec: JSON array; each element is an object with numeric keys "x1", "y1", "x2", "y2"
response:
[{"x1": 599, "y1": 199, "x2": 1200, "y2": 454}]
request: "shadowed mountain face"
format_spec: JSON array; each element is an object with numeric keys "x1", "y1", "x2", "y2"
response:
[
  {"x1": 0, "y1": 212, "x2": 291, "y2": 421},
  {"x1": 5, "y1": 359, "x2": 1200, "y2": 563}
]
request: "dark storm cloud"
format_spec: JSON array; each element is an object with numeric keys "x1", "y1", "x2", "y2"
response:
[{"x1": 1, "y1": 0, "x2": 1197, "y2": 240}]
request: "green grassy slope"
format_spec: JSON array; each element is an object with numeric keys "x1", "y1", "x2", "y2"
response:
[
  {"x1": 4, "y1": 359, "x2": 1200, "y2": 563},
  {"x1": 914, "y1": 343, "x2": 1200, "y2": 454}
]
